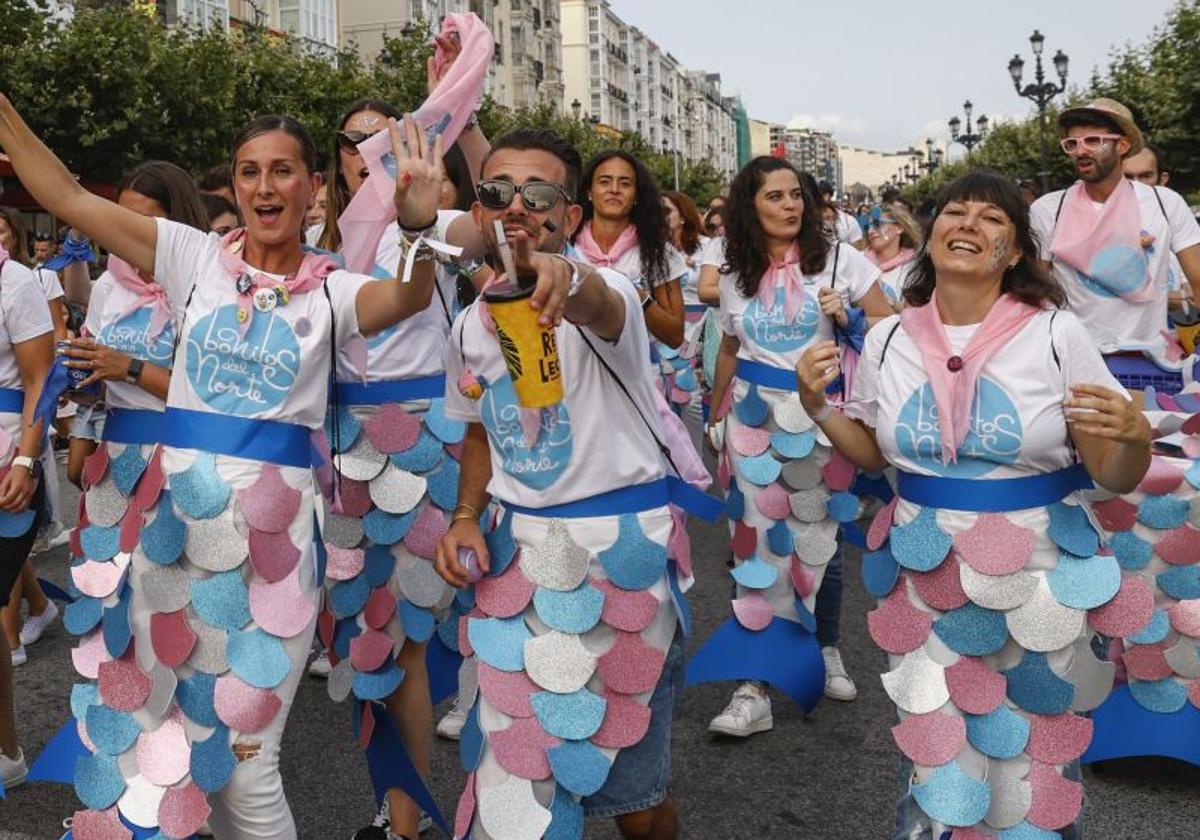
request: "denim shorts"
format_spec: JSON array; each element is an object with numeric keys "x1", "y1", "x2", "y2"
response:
[
  {"x1": 70, "y1": 403, "x2": 106, "y2": 442},
  {"x1": 581, "y1": 629, "x2": 685, "y2": 818}
]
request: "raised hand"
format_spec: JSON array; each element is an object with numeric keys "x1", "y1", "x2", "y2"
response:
[{"x1": 390, "y1": 114, "x2": 446, "y2": 229}]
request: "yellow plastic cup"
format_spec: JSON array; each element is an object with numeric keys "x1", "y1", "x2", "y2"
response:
[{"x1": 483, "y1": 281, "x2": 564, "y2": 408}]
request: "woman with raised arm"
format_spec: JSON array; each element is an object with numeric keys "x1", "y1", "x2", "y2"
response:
[
  {"x1": 797, "y1": 170, "x2": 1151, "y2": 839},
  {"x1": 0, "y1": 92, "x2": 456, "y2": 838},
  {"x1": 574, "y1": 150, "x2": 686, "y2": 349},
  {"x1": 0, "y1": 207, "x2": 55, "y2": 795},
  {"x1": 699, "y1": 155, "x2": 892, "y2": 738}
]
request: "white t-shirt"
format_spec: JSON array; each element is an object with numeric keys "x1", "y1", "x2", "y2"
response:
[
  {"x1": 878, "y1": 260, "x2": 917, "y2": 305},
  {"x1": 832, "y1": 210, "x2": 864, "y2": 246},
  {"x1": 576, "y1": 236, "x2": 688, "y2": 292},
  {"x1": 679, "y1": 238, "x2": 708, "y2": 307},
  {"x1": 153, "y1": 218, "x2": 371, "y2": 429},
  {"x1": 717, "y1": 243, "x2": 881, "y2": 370},
  {"x1": 848, "y1": 308, "x2": 1123, "y2": 479},
  {"x1": 1031, "y1": 181, "x2": 1200, "y2": 353},
  {"x1": 333, "y1": 210, "x2": 461, "y2": 383},
  {"x1": 443, "y1": 269, "x2": 667, "y2": 507},
  {"x1": 83, "y1": 271, "x2": 176, "y2": 412},
  {"x1": 700, "y1": 235, "x2": 726, "y2": 269},
  {"x1": 0, "y1": 259, "x2": 55, "y2": 438},
  {"x1": 32, "y1": 265, "x2": 65, "y2": 303}
]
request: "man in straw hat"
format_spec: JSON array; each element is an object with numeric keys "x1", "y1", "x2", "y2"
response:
[{"x1": 1030, "y1": 98, "x2": 1200, "y2": 377}]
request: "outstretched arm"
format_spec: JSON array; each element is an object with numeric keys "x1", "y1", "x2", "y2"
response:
[{"x1": 0, "y1": 95, "x2": 157, "y2": 274}]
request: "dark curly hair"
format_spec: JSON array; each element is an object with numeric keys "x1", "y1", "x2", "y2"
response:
[
  {"x1": 576, "y1": 150, "x2": 671, "y2": 288},
  {"x1": 724, "y1": 156, "x2": 830, "y2": 298},
  {"x1": 903, "y1": 168, "x2": 1065, "y2": 308}
]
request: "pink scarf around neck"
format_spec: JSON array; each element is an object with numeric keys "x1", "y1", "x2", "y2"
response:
[
  {"x1": 898, "y1": 293, "x2": 1041, "y2": 464},
  {"x1": 1049, "y1": 178, "x2": 1154, "y2": 302},
  {"x1": 217, "y1": 229, "x2": 338, "y2": 334},
  {"x1": 338, "y1": 13, "x2": 493, "y2": 274},
  {"x1": 755, "y1": 243, "x2": 807, "y2": 322},
  {"x1": 574, "y1": 223, "x2": 639, "y2": 270},
  {"x1": 0, "y1": 243, "x2": 8, "y2": 266},
  {"x1": 107, "y1": 255, "x2": 173, "y2": 341},
  {"x1": 867, "y1": 247, "x2": 917, "y2": 274}
]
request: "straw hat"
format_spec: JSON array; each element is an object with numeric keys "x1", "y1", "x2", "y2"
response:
[{"x1": 1057, "y1": 98, "x2": 1144, "y2": 157}]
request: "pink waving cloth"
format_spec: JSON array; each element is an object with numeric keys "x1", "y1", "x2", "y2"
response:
[
  {"x1": 574, "y1": 223, "x2": 639, "y2": 269},
  {"x1": 338, "y1": 12, "x2": 493, "y2": 274},
  {"x1": 107, "y1": 255, "x2": 173, "y2": 341},
  {"x1": 1050, "y1": 178, "x2": 1154, "y2": 302},
  {"x1": 899, "y1": 293, "x2": 1041, "y2": 464},
  {"x1": 866, "y1": 247, "x2": 916, "y2": 273},
  {"x1": 755, "y1": 243, "x2": 806, "y2": 322}
]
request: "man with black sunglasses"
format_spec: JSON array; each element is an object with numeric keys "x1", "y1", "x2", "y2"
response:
[
  {"x1": 433, "y1": 128, "x2": 702, "y2": 840},
  {"x1": 1030, "y1": 98, "x2": 1200, "y2": 386}
]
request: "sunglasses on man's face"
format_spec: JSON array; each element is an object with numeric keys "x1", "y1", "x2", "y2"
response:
[
  {"x1": 1059, "y1": 134, "x2": 1121, "y2": 154},
  {"x1": 476, "y1": 180, "x2": 572, "y2": 212},
  {"x1": 336, "y1": 129, "x2": 382, "y2": 152}
]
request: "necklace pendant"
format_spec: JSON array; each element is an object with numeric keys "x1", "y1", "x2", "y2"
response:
[
  {"x1": 236, "y1": 273, "x2": 253, "y2": 295},
  {"x1": 253, "y1": 288, "x2": 278, "y2": 313}
]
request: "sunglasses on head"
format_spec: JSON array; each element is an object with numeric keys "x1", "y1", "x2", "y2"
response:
[
  {"x1": 476, "y1": 180, "x2": 572, "y2": 212},
  {"x1": 336, "y1": 129, "x2": 382, "y2": 151},
  {"x1": 1060, "y1": 134, "x2": 1121, "y2": 154}
]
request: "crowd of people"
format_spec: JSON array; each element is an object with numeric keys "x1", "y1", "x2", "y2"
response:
[{"x1": 1, "y1": 12, "x2": 1199, "y2": 840}]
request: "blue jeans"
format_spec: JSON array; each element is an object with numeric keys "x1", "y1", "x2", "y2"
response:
[{"x1": 815, "y1": 545, "x2": 844, "y2": 648}]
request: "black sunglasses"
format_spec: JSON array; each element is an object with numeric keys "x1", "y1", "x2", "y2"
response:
[
  {"x1": 336, "y1": 129, "x2": 382, "y2": 151},
  {"x1": 476, "y1": 180, "x2": 572, "y2": 212}
]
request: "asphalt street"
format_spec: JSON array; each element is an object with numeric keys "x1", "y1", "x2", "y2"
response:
[{"x1": 3, "y1": 455, "x2": 1199, "y2": 839}]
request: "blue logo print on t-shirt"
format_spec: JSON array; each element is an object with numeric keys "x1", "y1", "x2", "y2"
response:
[
  {"x1": 894, "y1": 378, "x2": 1022, "y2": 478},
  {"x1": 185, "y1": 305, "x2": 301, "y2": 416},
  {"x1": 99, "y1": 309, "x2": 175, "y2": 366},
  {"x1": 1074, "y1": 244, "x2": 1148, "y2": 299},
  {"x1": 479, "y1": 374, "x2": 572, "y2": 490},
  {"x1": 741, "y1": 286, "x2": 819, "y2": 353}
]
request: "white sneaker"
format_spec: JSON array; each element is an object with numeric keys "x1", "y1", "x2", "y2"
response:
[
  {"x1": 822, "y1": 646, "x2": 858, "y2": 701},
  {"x1": 10, "y1": 645, "x2": 27, "y2": 667},
  {"x1": 31, "y1": 521, "x2": 67, "y2": 554},
  {"x1": 20, "y1": 601, "x2": 59, "y2": 647},
  {"x1": 197, "y1": 820, "x2": 214, "y2": 836},
  {"x1": 0, "y1": 747, "x2": 28, "y2": 791},
  {"x1": 307, "y1": 649, "x2": 331, "y2": 678},
  {"x1": 436, "y1": 699, "x2": 468, "y2": 741},
  {"x1": 350, "y1": 798, "x2": 433, "y2": 839},
  {"x1": 708, "y1": 683, "x2": 773, "y2": 737}
]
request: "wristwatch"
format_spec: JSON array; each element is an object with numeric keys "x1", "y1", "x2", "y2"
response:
[
  {"x1": 11, "y1": 455, "x2": 43, "y2": 481},
  {"x1": 126, "y1": 358, "x2": 144, "y2": 384}
]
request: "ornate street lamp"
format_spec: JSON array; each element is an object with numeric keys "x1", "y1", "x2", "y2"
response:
[
  {"x1": 949, "y1": 99, "x2": 988, "y2": 156},
  {"x1": 1009, "y1": 29, "x2": 1069, "y2": 193},
  {"x1": 571, "y1": 98, "x2": 582, "y2": 120}
]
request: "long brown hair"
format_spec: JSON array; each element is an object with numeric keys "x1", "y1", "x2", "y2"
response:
[
  {"x1": 318, "y1": 98, "x2": 403, "y2": 253},
  {"x1": 724, "y1": 156, "x2": 830, "y2": 298},
  {"x1": 663, "y1": 190, "x2": 704, "y2": 255},
  {"x1": 0, "y1": 207, "x2": 30, "y2": 266}
]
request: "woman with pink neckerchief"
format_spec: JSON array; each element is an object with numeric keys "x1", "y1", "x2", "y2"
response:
[{"x1": 864, "y1": 203, "x2": 923, "y2": 310}]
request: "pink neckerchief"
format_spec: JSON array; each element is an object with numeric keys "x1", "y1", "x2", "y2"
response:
[
  {"x1": 0, "y1": 243, "x2": 8, "y2": 266},
  {"x1": 217, "y1": 229, "x2": 337, "y2": 335},
  {"x1": 898, "y1": 293, "x2": 1042, "y2": 464},
  {"x1": 755, "y1": 243, "x2": 806, "y2": 322},
  {"x1": 574, "y1": 222, "x2": 639, "y2": 269},
  {"x1": 106, "y1": 255, "x2": 173, "y2": 341},
  {"x1": 867, "y1": 247, "x2": 917, "y2": 274},
  {"x1": 338, "y1": 12, "x2": 493, "y2": 274},
  {"x1": 1050, "y1": 178, "x2": 1154, "y2": 302}
]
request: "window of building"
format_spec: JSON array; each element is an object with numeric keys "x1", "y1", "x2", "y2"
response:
[
  {"x1": 279, "y1": 0, "x2": 337, "y2": 50},
  {"x1": 178, "y1": 0, "x2": 229, "y2": 30}
]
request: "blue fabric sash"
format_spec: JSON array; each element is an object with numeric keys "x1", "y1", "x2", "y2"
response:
[
  {"x1": 102, "y1": 407, "x2": 164, "y2": 445},
  {"x1": 162, "y1": 407, "x2": 313, "y2": 468},
  {"x1": 0, "y1": 386, "x2": 23, "y2": 413},
  {"x1": 685, "y1": 303, "x2": 708, "y2": 314},
  {"x1": 503, "y1": 476, "x2": 723, "y2": 522},
  {"x1": 334, "y1": 374, "x2": 446, "y2": 406},
  {"x1": 735, "y1": 358, "x2": 797, "y2": 391},
  {"x1": 896, "y1": 465, "x2": 1094, "y2": 512}
]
